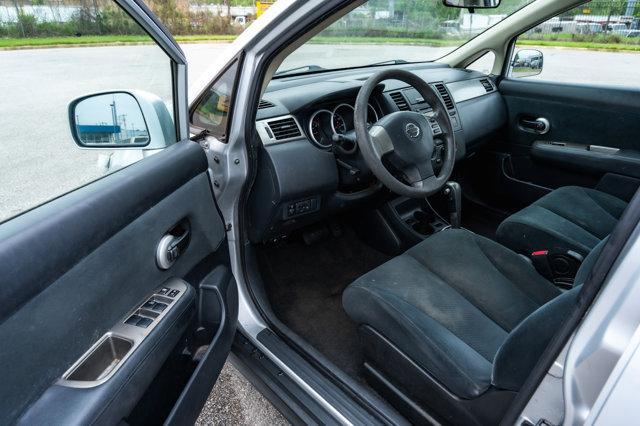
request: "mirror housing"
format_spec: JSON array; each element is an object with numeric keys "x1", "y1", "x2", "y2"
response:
[
  {"x1": 442, "y1": 0, "x2": 500, "y2": 9},
  {"x1": 510, "y1": 49, "x2": 544, "y2": 78},
  {"x1": 69, "y1": 90, "x2": 175, "y2": 150}
]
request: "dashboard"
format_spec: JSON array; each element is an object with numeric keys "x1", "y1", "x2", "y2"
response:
[{"x1": 249, "y1": 62, "x2": 508, "y2": 242}]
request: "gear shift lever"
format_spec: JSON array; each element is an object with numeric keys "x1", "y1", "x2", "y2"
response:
[{"x1": 443, "y1": 181, "x2": 462, "y2": 229}]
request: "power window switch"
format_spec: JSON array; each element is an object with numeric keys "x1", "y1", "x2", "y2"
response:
[
  {"x1": 168, "y1": 289, "x2": 180, "y2": 298},
  {"x1": 158, "y1": 287, "x2": 170, "y2": 295},
  {"x1": 151, "y1": 302, "x2": 168, "y2": 312},
  {"x1": 142, "y1": 300, "x2": 155, "y2": 310},
  {"x1": 125, "y1": 315, "x2": 142, "y2": 325},
  {"x1": 136, "y1": 317, "x2": 153, "y2": 328}
]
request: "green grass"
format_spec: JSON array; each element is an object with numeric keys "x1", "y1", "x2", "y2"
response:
[
  {"x1": 517, "y1": 38, "x2": 640, "y2": 52},
  {"x1": 0, "y1": 34, "x2": 237, "y2": 49},
  {"x1": 2, "y1": 33, "x2": 640, "y2": 52},
  {"x1": 311, "y1": 36, "x2": 464, "y2": 47}
]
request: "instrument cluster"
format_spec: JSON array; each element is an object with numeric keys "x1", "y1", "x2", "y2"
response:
[{"x1": 307, "y1": 102, "x2": 380, "y2": 149}]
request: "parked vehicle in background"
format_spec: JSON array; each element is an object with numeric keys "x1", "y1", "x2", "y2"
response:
[
  {"x1": 609, "y1": 22, "x2": 629, "y2": 34},
  {"x1": 576, "y1": 22, "x2": 604, "y2": 34}
]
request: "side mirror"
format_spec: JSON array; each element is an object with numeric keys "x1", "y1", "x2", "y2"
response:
[
  {"x1": 69, "y1": 91, "x2": 175, "y2": 149},
  {"x1": 510, "y1": 49, "x2": 544, "y2": 78},
  {"x1": 442, "y1": 0, "x2": 500, "y2": 8}
]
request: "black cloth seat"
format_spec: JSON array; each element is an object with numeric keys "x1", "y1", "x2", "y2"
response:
[
  {"x1": 496, "y1": 186, "x2": 626, "y2": 257},
  {"x1": 342, "y1": 229, "x2": 603, "y2": 423}
]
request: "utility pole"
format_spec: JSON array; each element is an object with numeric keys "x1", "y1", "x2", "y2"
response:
[{"x1": 110, "y1": 101, "x2": 121, "y2": 144}]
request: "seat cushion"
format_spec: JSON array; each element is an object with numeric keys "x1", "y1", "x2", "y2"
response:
[
  {"x1": 496, "y1": 186, "x2": 627, "y2": 257},
  {"x1": 342, "y1": 229, "x2": 560, "y2": 399}
]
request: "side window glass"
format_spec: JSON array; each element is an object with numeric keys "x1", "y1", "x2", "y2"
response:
[
  {"x1": 191, "y1": 60, "x2": 240, "y2": 142},
  {"x1": 510, "y1": 0, "x2": 640, "y2": 87},
  {"x1": 1, "y1": 0, "x2": 175, "y2": 223},
  {"x1": 466, "y1": 51, "x2": 496, "y2": 75}
]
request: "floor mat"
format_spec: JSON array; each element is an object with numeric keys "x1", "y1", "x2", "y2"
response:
[
  {"x1": 462, "y1": 200, "x2": 507, "y2": 241},
  {"x1": 257, "y1": 227, "x2": 391, "y2": 379}
]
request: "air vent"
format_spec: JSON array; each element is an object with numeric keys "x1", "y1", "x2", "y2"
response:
[
  {"x1": 433, "y1": 83, "x2": 455, "y2": 110},
  {"x1": 479, "y1": 78, "x2": 494, "y2": 93},
  {"x1": 258, "y1": 99, "x2": 275, "y2": 109},
  {"x1": 389, "y1": 91, "x2": 410, "y2": 111},
  {"x1": 266, "y1": 117, "x2": 302, "y2": 141}
]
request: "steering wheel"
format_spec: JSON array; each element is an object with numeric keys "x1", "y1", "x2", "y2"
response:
[{"x1": 354, "y1": 69, "x2": 456, "y2": 198}]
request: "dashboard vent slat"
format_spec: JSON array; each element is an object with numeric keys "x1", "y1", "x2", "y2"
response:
[
  {"x1": 389, "y1": 91, "x2": 410, "y2": 111},
  {"x1": 266, "y1": 117, "x2": 301, "y2": 141},
  {"x1": 433, "y1": 83, "x2": 455, "y2": 110},
  {"x1": 479, "y1": 78, "x2": 494, "y2": 93},
  {"x1": 258, "y1": 99, "x2": 275, "y2": 109}
]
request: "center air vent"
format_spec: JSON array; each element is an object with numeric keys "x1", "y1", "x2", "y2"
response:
[
  {"x1": 433, "y1": 83, "x2": 455, "y2": 110},
  {"x1": 258, "y1": 99, "x2": 275, "y2": 109},
  {"x1": 389, "y1": 91, "x2": 410, "y2": 111},
  {"x1": 479, "y1": 78, "x2": 494, "y2": 93},
  {"x1": 266, "y1": 117, "x2": 302, "y2": 141}
]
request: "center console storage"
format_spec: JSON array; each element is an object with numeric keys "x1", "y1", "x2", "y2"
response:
[
  {"x1": 353, "y1": 195, "x2": 449, "y2": 255},
  {"x1": 391, "y1": 197, "x2": 448, "y2": 238}
]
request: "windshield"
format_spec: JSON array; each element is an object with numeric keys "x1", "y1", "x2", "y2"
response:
[{"x1": 276, "y1": 0, "x2": 535, "y2": 76}]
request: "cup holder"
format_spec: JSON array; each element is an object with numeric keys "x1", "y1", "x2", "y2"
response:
[
  {"x1": 399, "y1": 203, "x2": 447, "y2": 237},
  {"x1": 409, "y1": 211, "x2": 433, "y2": 235},
  {"x1": 65, "y1": 334, "x2": 133, "y2": 382}
]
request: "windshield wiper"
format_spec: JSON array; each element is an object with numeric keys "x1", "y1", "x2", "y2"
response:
[
  {"x1": 367, "y1": 59, "x2": 409, "y2": 66},
  {"x1": 274, "y1": 64, "x2": 325, "y2": 77}
]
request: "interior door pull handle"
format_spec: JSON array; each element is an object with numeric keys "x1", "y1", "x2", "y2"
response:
[
  {"x1": 520, "y1": 117, "x2": 550, "y2": 134},
  {"x1": 156, "y1": 222, "x2": 191, "y2": 270}
]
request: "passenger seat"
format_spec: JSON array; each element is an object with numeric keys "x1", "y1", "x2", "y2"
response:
[{"x1": 496, "y1": 186, "x2": 627, "y2": 258}]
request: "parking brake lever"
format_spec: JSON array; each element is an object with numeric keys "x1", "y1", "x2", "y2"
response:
[{"x1": 443, "y1": 181, "x2": 462, "y2": 229}]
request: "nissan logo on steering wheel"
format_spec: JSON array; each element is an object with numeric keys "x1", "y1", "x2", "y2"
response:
[{"x1": 405, "y1": 122, "x2": 421, "y2": 140}]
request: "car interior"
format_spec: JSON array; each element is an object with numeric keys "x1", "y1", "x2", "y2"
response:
[
  {"x1": 204, "y1": 2, "x2": 640, "y2": 424},
  {"x1": 2, "y1": 0, "x2": 637, "y2": 424}
]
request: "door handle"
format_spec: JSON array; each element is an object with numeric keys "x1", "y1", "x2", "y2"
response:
[
  {"x1": 156, "y1": 221, "x2": 191, "y2": 270},
  {"x1": 519, "y1": 117, "x2": 550, "y2": 134}
]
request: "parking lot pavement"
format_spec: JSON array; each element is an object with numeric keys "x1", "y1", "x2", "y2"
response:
[{"x1": 196, "y1": 360, "x2": 288, "y2": 426}]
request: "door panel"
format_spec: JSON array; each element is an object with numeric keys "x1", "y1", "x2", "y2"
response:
[
  {"x1": 0, "y1": 142, "x2": 236, "y2": 424},
  {"x1": 476, "y1": 79, "x2": 640, "y2": 208},
  {"x1": 500, "y1": 79, "x2": 640, "y2": 150}
]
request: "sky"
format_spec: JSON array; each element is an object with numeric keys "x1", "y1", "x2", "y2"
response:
[{"x1": 75, "y1": 92, "x2": 147, "y2": 133}]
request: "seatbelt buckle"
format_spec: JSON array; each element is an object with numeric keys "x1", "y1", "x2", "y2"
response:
[
  {"x1": 530, "y1": 250, "x2": 554, "y2": 281},
  {"x1": 530, "y1": 249, "x2": 583, "y2": 288}
]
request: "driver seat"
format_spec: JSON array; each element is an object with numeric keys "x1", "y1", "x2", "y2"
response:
[{"x1": 343, "y1": 229, "x2": 601, "y2": 425}]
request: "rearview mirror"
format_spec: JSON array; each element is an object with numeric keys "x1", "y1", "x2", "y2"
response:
[
  {"x1": 510, "y1": 49, "x2": 544, "y2": 78},
  {"x1": 69, "y1": 90, "x2": 175, "y2": 149},
  {"x1": 442, "y1": 0, "x2": 500, "y2": 9}
]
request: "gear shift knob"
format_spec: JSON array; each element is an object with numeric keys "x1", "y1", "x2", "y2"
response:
[{"x1": 443, "y1": 181, "x2": 462, "y2": 228}]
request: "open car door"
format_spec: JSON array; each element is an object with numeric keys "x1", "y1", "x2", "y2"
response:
[{"x1": 0, "y1": 0, "x2": 237, "y2": 424}]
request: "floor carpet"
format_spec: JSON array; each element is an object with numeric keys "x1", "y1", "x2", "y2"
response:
[{"x1": 257, "y1": 227, "x2": 391, "y2": 379}]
